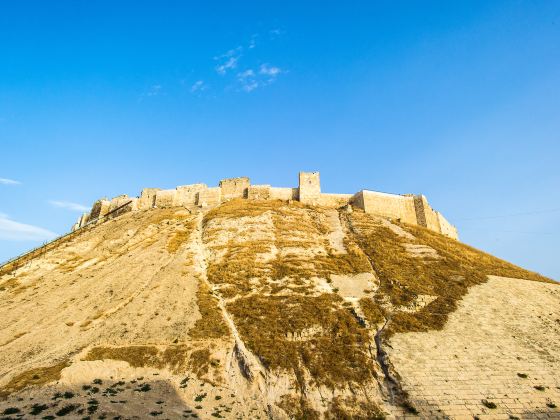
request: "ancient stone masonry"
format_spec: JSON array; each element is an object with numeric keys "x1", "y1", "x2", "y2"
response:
[
  {"x1": 298, "y1": 171, "x2": 321, "y2": 204},
  {"x1": 72, "y1": 171, "x2": 459, "y2": 239},
  {"x1": 219, "y1": 177, "x2": 250, "y2": 201}
]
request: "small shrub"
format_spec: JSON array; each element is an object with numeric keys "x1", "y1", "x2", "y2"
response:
[
  {"x1": 403, "y1": 401, "x2": 419, "y2": 415},
  {"x1": 547, "y1": 402, "x2": 557, "y2": 408},
  {"x1": 481, "y1": 399, "x2": 497, "y2": 409},
  {"x1": 55, "y1": 404, "x2": 79, "y2": 416},
  {"x1": 517, "y1": 373, "x2": 528, "y2": 378},
  {"x1": 534, "y1": 385, "x2": 546, "y2": 391},
  {"x1": 194, "y1": 393, "x2": 207, "y2": 402},
  {"x1": 63, "y1": 391, "x2": 74, "y2": 399},
  {"x1": 2, "y1": 407, "x2": 20, "y2": 415},
  {"x1": 149, "y1": 412, "x2": 162, "y2": 417},
  {"x1": 137, "y1": 383, "x2": 151, "y2": 392},
  {"x1": 92, "y1": 379, "x2": 103, "y2": 385},
  {"x1": 30, "y1": 403, "x2": 48, "y2": 415}
]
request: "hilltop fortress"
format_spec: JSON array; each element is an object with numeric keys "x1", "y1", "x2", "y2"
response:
[{"x1": 72, "y1": 171, "x2": 458, "y2": 239}]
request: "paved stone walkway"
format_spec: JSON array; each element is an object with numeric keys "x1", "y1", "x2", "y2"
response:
[{"x1": 388, "y1": 276, "x2": 560, "y2": 419}]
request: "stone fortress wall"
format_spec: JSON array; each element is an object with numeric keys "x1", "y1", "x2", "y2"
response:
[{"x1": 72, "y1": 172, "x2": 459, "y2": 239}]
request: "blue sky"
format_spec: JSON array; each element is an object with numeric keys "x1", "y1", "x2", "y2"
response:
[{"x1": 1, "y1": 1, "x2": 559, "y2": 279}]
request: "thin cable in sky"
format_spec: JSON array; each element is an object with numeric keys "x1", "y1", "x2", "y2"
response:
[{"x1": 457, "y1": 208, "x2": 560, "y2": 221}]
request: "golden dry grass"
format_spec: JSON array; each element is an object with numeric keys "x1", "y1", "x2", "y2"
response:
[
  {"x1": 166, "y1": 220, "x2": 196, "y2": 253},
  {"x1": 0, "y1": 361, "x2": 70, "y2": 400},
  {"x1": 84, "y1": 345, "x2": 163, "y2": 369},
  {"x1": 359, "y1": 297, "x2": 385, "y2": 326},
  {"x1": 227, "y1": 293, "x2": 376, "y2": 389},
  {"x1": 278, "y1": 394, "x2": 321, "y2": 420},
  {"x1": 83, "y1": 344, "x2": 219, "y2": 378},
  {"x1": 205, "y1": 200, "x2": 371, "y2": 297},
  {"x1": 347, "y1": 212, "x2": 554, "y2": 335},
  {"x1": 204, "y1": 201, "x2": 381, "y2": 388},
  {"x1": 402, "y1": 222, "x2": 553, "y2": 283},
  {"x1": 326, "y1": 396, "x2": 386, "y2": 420},
  {"x1": 189, "y1": 280, "x2": 230, "y2": 340}
]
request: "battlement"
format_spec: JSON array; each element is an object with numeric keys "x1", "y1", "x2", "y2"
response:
[{"x1": 72, "y1": 172, "x2": 459, "y2": 239}]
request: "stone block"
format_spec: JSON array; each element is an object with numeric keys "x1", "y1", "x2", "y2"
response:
[
  {"x1": 219, "y1": 177, "x2": 250, "y2": 201},
  {"x1": 198, "y1": 187, "x2": 221, "y2": 207},
  {"x1": 357, "y1": 190, "x2": 417, "y2": 225},
  {"x1": 269, "y1": 187, "x2": 298, "y2": 201},
  {"x1": 154, "y1": 189, "x2": 176, "y2": 208},
  {"x1": 89, "y1": 199, "x2": 111, "y2": 220},
  {"x1": 299, "y1": 171, "x2": 321, "y2": 204},
  {"x1": 247, "y1": 185, "x2": 271, "y2": 200},
  {"x1": 138, "y1": 188, "x2": 160, "y2": 210},
  {"x1": 175, "y1": 184, "x2": 207, "y2": 206}
]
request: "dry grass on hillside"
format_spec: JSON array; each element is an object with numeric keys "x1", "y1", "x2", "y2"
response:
[
  {"x1": 189, "y1": 280, "x2": 230, "y2": 340},
  {"x1": 166, "y1": 220, "x2": 196, "y2": 253},
  {"x1": 83, "y1": 344, "x2": 220, "y2": 379},
  {"x1": 327, "y1": 396, "x2": 386, "y2": 420},
  {"x1": 204, "y1": 199, "x2": 288, "y2": 221},
  {"x1": 227, "y1": 294, "x2": 376, "y2": 389},
  {"x1": 0, "y1": 361, "x2": 69, "y2": 400},
  {"x1": 359, "y1": 297, "x2": 385, "y2": 326},
  {"x1": 205, "y1": 199, "x2": 371, "y2": 297},
  {"x1": 205, "y1": 201, "x2": 381, "y2": 389},
  {"x1": 278, "y1": 394, "x2": 321, "y2": 420},
  {"x1": 347, "y1": 212, "x2": 554, "y2": 336},
  {"x1": 402, "y1": 223, "x2": 553, "y2": 284}
]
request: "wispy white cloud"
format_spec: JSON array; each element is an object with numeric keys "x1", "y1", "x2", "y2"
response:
[
  {"x1": 214, "y1": 46, "x2": 243, "y2": 75},
  {"x1": 248, "y1": 35, "x2": 257, "y2": 49},
  {"x1": 237, "y1": 69, "x2": 259, "y2": 92},
  {"x1": 146, "y1": 84, "x2": 162, "y2": 97},
  {"x1": 238, "y1": 69, "x2": 255, "y2": 79},
  {"x1": 259, "y1": 64, "x2": 282, "y2": 77},
  {"x1": 269, "y1": 28, "x2": 284, "y2": 39},
  {"x1": 138, "y1": 84, "x2": 164, "y2": 102},
  {"x1": 236, "y1": 64, "x2": 283, "y2": 92},
  {"x1": 214, "y1": 47, "x2": 242, "y2": 60},
  {"x1": 0, "y1": 213, "x2": 57, "y2": 242},
  {"x1": 0, "y1": 178, "x2": 21, "y2": 185},
  {"x1": 216, "y1": 56, "x2": 239, "y2": 75},
  {"x1": 190, "y1": 80, "x2": 207, "y2": 93},
  {"x1": 49, "y1": 200, "x2": 89, "y2": 212},
  {"x1": 211, "y1": 35, "x2": 286, "y2": 92},
  {"x1": 242, "y1": 80, "x2": 260, "y2": 92}
]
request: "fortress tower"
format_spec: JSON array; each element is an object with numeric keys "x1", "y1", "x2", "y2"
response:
[{"x1": 298, "y1": 171, "x2": 321, "y2": 205}]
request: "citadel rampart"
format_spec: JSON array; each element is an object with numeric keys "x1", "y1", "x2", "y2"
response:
[{"x1": 72, "y1": 172, "x2": 459, "y2": 239}]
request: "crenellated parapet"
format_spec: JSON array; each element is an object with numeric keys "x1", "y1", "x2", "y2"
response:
[{"x1": 72, "y1": 172, "x2": 459, "y2": 239}]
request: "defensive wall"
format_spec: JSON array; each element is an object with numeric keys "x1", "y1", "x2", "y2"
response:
[{"x1": 72, "y1": 171, "x2": 459, "y2": 239}]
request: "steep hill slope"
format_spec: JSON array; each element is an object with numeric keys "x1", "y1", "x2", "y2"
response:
[{"x1": 0, "y1": 200, "x2": 558, "y2": 419}]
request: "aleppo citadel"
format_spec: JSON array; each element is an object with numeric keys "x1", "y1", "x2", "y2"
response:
[{"x1": 72, "y1": 172, "x2": 458, "y2": 240}]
